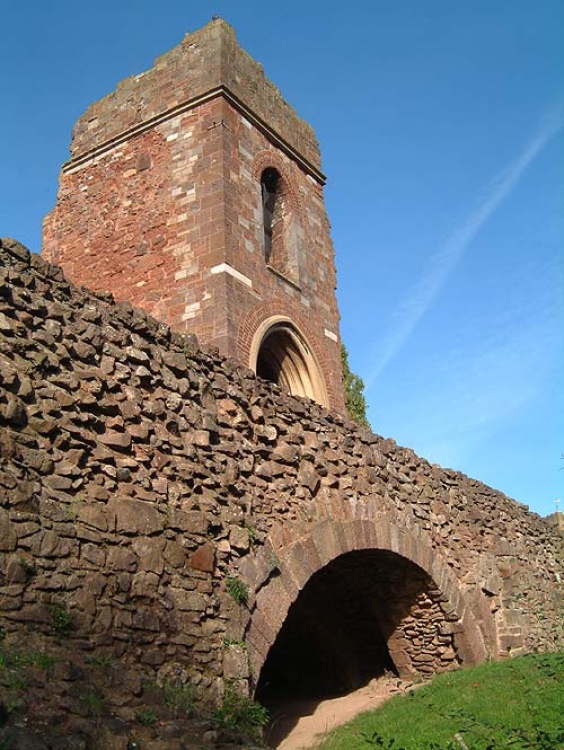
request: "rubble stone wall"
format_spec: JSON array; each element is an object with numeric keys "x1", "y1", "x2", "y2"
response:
[{"x1": 1, "y1": 239, "x2": 562, "y2": 698}]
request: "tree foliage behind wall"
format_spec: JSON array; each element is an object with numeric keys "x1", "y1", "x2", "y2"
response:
[{"x1": 341, "y1": 344, "x2": 370, "y2": 428}]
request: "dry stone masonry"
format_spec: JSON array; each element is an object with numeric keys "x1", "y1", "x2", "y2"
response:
[{"x1": 1, "y1": 239, "x2": 562, "y2": 716}]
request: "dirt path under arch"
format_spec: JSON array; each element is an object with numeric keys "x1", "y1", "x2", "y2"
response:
[{"x1": 265, "y1": 677, "x2": 417, "y2": 750}]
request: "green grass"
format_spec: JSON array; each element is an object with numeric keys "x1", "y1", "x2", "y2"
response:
[
  {"x1": 213, "y1": 682, "x2": 269, "y2": 740},
  {"x1": 0, "y1": 643, "x2": 60, "y2": 721},
  {"x1": 315, "y1": 653, "x2": 564, "y2": 750},
  {"x1": 0, "y1": 645, "x2": 58, "y2": 672},
  {"x1": 226, "y1": 576, "x2": 249, "y2": 605}
]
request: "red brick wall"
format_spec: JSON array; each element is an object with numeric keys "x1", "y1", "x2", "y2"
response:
[{"x1": 43, "y1": 20, "x2": 345, "y2": 411}]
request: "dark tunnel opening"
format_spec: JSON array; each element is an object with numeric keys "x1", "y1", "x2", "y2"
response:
[{"x1": 254, "y1": 549, "x2": 443, "y2": 712}]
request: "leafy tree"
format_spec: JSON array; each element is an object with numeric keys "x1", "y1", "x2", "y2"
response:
[{"x1": 341, "y1": 344, "x2": 370, "y2": 428}]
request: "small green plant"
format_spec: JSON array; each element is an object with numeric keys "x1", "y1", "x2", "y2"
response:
[
  {"x1": 136, "y1": 707, "x2": 158, "y2": 726},
  {"x1": 226, "y1": 576, "x2": 248, "y2": 605},
  {"x1": 85, "y1": 655, "x2": 114, "y2": 667},
  {"x1": 0, "y1": 646, "x2": 18, "y2": 670},
  {"x1": 49, "y1": 603, "x2": 73, "y2": 637},
  {"x1": 161, "y1": 679, "x2": 195, "y2": 717},
  {"x1": 3, "y1": 672, "x2": 27, "y2": 692},
  {"x1": 3, "y1": 695, "x2": 25, "y2": 716},
  {"x1": 80, "y1": 688, "x2": 106, "y2": 719},
  {"x1": 213, "y1": 682, "x2": 268, "y2": 740},
  {"x1": 0, "y1": 645, "x2": 27, "y2": 677},
  {"x1": 243, "y1": 520, "x2": 258, "y2": 546},
  {"x1": 501, "y1": 724, "x2": 564, "y2": 750},
  {"x1": 0, "y1": 645, "x2": 58, "y2": 673},
  {"x1": 223, "y1": 638, "x2": 247, "y2": 650},
  {"x1": 25, "y1": 651, "x2": 58, "y2": 671}
]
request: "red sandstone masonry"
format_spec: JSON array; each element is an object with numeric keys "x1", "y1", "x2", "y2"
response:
[
  {"x1": 43, "y1": 19, "x2": 344, "y2": 412},
  {"x1": 1, "y1": 241, "x2": 562, "y2": 698},
  {"x1": 67, "y1": 21, "x2": 321, "y2": 173}
]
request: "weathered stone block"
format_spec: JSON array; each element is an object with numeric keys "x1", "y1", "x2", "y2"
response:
[
  {"x1": 131, "y1": 538, "x2": 166, "y2": 574},
  {"x1": 112, "y1": 498, "x2": 164, "y2": 535},
  {"x1": 107, "y1": 547, "x2": 138, "y2": 572},
  {"x1": 32, "y1": 530, "x2": 71, "y2": 558},
  {"x1": 132, "y1": 609, "x2": 160, "y2": 631},
  {"x1": 0, "y1": 509, "x2": 17, "y2": 551},
  {"x1": 170, "y1": 588, "x2": 206, "y2": 612},
  {"x1": 131, "y1": 571, "x2": 160, "y2": 598},
  {"x1": 189, "y1": 543, "x2": 215, "y2": 573},
  {"x1": 223, "y1": 644, "x2": 249, "y2": 680}
]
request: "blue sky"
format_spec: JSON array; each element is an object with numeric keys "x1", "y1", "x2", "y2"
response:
[{"x1": 1, "y1": 1, "x2": 562, "y2": 517}]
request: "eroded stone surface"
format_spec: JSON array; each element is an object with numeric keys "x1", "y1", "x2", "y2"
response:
[{"x1": 0, "y1": 238, "x2": 562, "y2": 716}]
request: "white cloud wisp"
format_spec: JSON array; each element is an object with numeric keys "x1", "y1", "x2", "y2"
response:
[{"x1": 367, "y1": 108, "x2": 564, "y2": 385}]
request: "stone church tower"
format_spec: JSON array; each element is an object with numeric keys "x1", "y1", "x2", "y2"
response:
[{"x1": 43, "y1": 19, "x2": 345, "y2": 411}]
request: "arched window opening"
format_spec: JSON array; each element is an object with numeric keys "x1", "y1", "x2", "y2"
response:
[
  {"x1": 256, "y1": 328, "x2": 305, "y2": 396},
  {"x1": 261, "y1": 167, "x2": 281, "y2": 265},
  {"x1": 258, "y1": 162, "x2": 302, "y2": 285},
  {"x1": 252, "y1": 321, "x2": 328, "y2": 406}
]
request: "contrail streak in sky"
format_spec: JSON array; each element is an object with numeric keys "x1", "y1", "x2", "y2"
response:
[{"x1": 367, "y1": 107, "x2": 564, "y2": 385}]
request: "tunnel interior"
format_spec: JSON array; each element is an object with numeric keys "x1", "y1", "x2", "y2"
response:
[{"x1": 254, "y1": 549, "x2": 452, "y2": 710}]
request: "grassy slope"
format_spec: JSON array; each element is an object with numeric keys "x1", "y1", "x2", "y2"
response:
[{"x1": 316, "y1": 653, "x2": 564, "y2": 750}]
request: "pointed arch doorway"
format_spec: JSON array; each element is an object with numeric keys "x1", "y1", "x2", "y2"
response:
[{"x1": 250, "y1": 317, "x2": 329, "y2": 407}]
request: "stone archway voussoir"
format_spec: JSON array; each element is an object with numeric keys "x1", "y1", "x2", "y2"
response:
[
  {"x1": 247, "y1": 625, "x2": 270, "y2": 669},
  {"x1": 237, "y1": 557, "x2": 258, "y2": 591},
  {"x1": 332, "y1": 519, "x2": 350, "y2": 555},
  {"x1": 310, "y1": 519, "x2": 343, "y2": 566},
  {"x1": 248, "y1": 608, "x2": 276, "y2": 653},
  {"x1": 387, "y1": 523, "x2": 403, "y2": 555},
  {"x1": 341, "y1": 520, "x2": 358, "y2": 552},
  {"x1": 362, "y1": 518, "x2": 377, "y2": 546},
  {"x1": 299, "y1": 535, "x2": 324, "y2": 573},
  {"x1": 371, "y1": 516, "x2": 390, "y2": 550},
  {"x1": 278, "y1": 543, "x2": 317, "y2": 590},
  {"x1": 400, "y1": 527, "x2": 416, "y2": 562},
  {"x1": 255, "y1": 577, "x2": 294, "y2": 635},
  {"x1": 269, "y1": 523, "x2": 293, "y2": 550},
  {"x1": 279, "y1": 567, "x2": 300, "y2": 603},
  {"x1": 352, "y1": 518, "x2": 372, "y2": 549}
]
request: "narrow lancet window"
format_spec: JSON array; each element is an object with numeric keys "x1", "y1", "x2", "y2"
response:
[{"x1": 261, "y1": 167, "x2": 280, "y2": 264}]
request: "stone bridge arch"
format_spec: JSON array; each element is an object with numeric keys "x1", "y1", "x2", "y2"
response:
[{"x1": 236, "y1": 512, "x2": 493, "y2": 705}]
